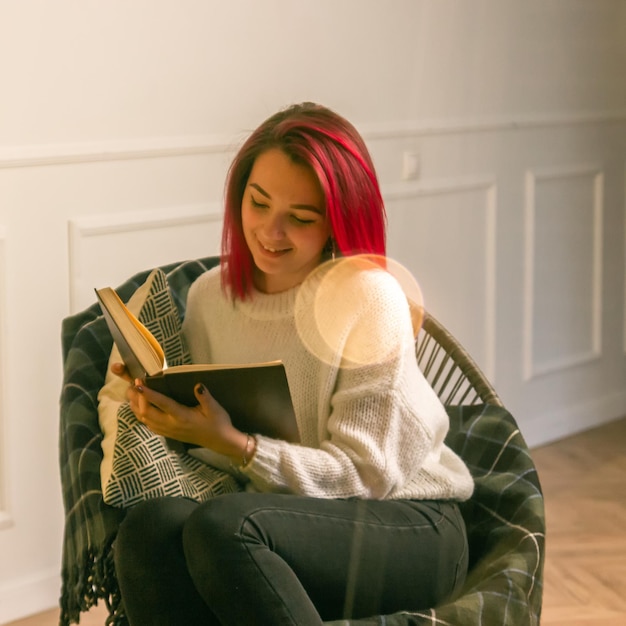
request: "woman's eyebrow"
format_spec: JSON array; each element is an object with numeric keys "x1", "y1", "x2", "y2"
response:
[
  {"x1": 249, "y1": 182, "x2": 271, "y2": 199},
  {"x1": 249, "y1": 183, "x2": 323, "y2": 215}
]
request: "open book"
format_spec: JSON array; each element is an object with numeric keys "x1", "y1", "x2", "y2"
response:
[{"x1": 95, "y1": 286, "x2": 299, "y2": 443}]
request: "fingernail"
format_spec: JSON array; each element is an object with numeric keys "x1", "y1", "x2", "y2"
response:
[
  {"x1": 197, "y1": 383, "x2": 207, "y2": 394},
  {"x1": 134, "y1": 379, "x2": 144, "y2": 393}
]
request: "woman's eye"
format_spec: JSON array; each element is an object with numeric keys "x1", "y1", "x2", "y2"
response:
[
  {"x1": 291, "y1": 215, "x2": 315, "y2": 225},
  {"x1": 249, "y1": 194, "x2": 316, "y2": 225}
]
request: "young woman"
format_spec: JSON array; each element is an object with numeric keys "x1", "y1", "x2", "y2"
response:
[{"x1": 113, "y1": 102, "x2": 473, "y2": 625}]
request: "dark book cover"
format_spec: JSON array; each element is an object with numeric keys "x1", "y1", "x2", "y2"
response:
[{"x1": 146, "y1": 363, "x2": 300, "y2": 443}]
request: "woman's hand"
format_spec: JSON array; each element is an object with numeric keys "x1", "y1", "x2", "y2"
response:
[{"x1": 111, "y1": 362, "x2": 254, "y2": 463}]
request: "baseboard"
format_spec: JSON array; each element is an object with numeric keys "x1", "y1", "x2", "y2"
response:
[
  {"x1": 525, "y1": 390, "x2": 626, "y2": 449},
  {"x1": 0, "y1": 568, "x2": 60, "y2": 625}
]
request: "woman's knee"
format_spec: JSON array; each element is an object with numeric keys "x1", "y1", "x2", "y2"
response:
[
  {"x1": 115, "y1": 497, "x2": 198, "y2": 564},
  {"x1": 183, "y1": 493, "x2": 260, "y2": 545},
  {"x1": 182, "y1": 492, "x2": 272, "y2": 568}
]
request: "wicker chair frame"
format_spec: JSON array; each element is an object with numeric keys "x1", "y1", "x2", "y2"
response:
[
  {"x1": 59, "y1": 259, "x2": 513, "y2": 625},
  {"x1": 416, "y1": 312, "x2": 503, "y2": 408}
]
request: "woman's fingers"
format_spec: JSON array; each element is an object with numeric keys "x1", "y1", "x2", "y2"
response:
[
  {"x1": 125, "y1": 379, "x2": 235, "y2": 450},
  {"x1": 134, "y1": 380, "x2": 181, "y2": 416},
  {"x1": 193, "y1": 383, "x2": 231, "y2": 426},
  {"x1": 138, "y1": 382, "x2": 218, "y2": 420},
  {"x1": 111, "y1": 362, "x2": 133, "y2": 383}
]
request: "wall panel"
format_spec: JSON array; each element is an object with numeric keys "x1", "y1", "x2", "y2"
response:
[
  {"x1": 523, "y1": 166, "x2": 603, "y2": 380},
  {"x1": 69, "y1": 204, "x2": 223, "y2": 313},
  {"x1": 385, "y1": 177, "x2": 497, "y2": 381}
]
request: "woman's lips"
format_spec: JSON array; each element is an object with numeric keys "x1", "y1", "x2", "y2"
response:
[{"x1": 258, "y1": 239, "x2": 292, "y2": 257}]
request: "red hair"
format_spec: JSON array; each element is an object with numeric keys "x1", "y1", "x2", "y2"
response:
[{"x1": 221, "y1": 102, "x2": 387, "y2": 299}]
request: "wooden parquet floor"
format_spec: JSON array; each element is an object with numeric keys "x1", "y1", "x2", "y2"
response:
[
  {"x1": 7, "y1": 416, "x2": 626, "y2": 626},
  {"x1": 532, "y1": 416, "x2": 626, "y2": 625}
]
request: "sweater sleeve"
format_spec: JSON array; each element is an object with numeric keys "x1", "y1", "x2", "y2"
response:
[
  {"x1": 244, "y1": 373, "x2": 442, "y2": 499},
  {"x1": 241, "y1": 269, "x2": 454, "y2": 500}
]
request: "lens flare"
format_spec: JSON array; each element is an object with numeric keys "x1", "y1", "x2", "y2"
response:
[{"x1": 294, "y1": 255, "x2": 424, "y2": 368}]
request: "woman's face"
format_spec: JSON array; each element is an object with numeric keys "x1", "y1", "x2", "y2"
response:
[{"x1": 242, "y1": 148, "x2": 330, "y2": 294}]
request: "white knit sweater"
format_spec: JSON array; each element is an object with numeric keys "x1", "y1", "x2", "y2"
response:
[{"x1": 182, "y1": 262, "x2": 474, "y2": 501}]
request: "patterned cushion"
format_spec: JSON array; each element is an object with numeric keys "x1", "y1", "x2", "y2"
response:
[
  {"x1": 97, "y1": 268, "x2": 241, "y2": 508},
  {"x1": 105, "y1": 404, "x2": 241, "y2": 507}
]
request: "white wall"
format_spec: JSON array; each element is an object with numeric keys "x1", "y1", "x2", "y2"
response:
[{"x1": 0, "y1": 0, "x2": 624, "y2": 622}]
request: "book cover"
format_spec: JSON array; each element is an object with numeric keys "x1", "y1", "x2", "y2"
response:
[
  {"x1": 95, "y1": 286, "x2": 299, "y2": 443},
  {"x1": 95, "y1": 287, "x2": 164, "y2": 380},
  {"x1": 146, "y1": 363, "x2": 299, "y2": 443}
]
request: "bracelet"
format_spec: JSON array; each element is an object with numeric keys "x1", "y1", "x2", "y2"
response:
[{"x1": 241, "y1": 434, "x2": 254, "y2": 467}]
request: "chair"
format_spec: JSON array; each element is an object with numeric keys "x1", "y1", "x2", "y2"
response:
[{"x1": 59, "y1": 257, "x2": 544, "y2": 625}]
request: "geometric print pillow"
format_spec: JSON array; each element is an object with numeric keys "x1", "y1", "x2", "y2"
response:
[
  {"x1": 99, "y1": 268, "x2": 242, "y2": 508},
  {"x1": 104, "y1": 403, "x2": 242, "y2": 507}
]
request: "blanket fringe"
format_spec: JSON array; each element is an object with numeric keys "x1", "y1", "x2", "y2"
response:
[{"x1": 59, "y1": 543, "x2": 127, "y2": 626}]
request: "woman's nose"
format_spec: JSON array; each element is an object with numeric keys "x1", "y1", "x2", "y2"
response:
[{"x1": 262, "y1": 213, "x2": 286, "y2": 238}]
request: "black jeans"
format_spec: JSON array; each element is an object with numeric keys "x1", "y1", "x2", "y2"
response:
[{"x1": 114, "y1": 492, "x2": 468, "y2": 625}]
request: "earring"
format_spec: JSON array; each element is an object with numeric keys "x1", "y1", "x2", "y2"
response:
[
  {"x1": 323, "y1": 237, "x2": 336, "y2": 261},
  {"x1": 325, "y1": 238, "x2": 337, "y2": 261}
]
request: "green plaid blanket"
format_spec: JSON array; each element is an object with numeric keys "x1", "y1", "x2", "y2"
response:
[
  {"x1": 59, "y1": 258, "x2": 544, "y2": 625},
  {"x1": 59, "y1": 257, "x2": 219, "y2": 625}
]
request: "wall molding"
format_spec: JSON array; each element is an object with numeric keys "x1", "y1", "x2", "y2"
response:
[
  {"x1": 361, "y1": 109, "x2": 626, "y2": 140},
  {"x1": 382, "y1": 175, "x2": 496, "y2": 200},
  {"x1": 0, "y1": 226, "x2": 12, "y2": 531},
  {"x1": 1, "y1": 110, "x2": 624, "y2": 170},
  {"x1": 0, "y1": 133, "x2": 240, "y2": 169},
  {"x1": 382, "y1": 176, "x2": 498, "y2": 382},
  {"x1": 68, "y1": 203, "x2": 222, "y2": 313},
  {"x1": 523, "y1": 165, "x2": 604, "y2": 380}
]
